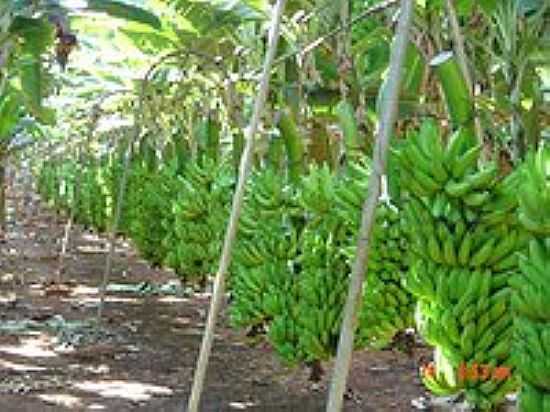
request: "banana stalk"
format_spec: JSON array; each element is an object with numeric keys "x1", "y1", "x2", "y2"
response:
[
  {"x1": 278, "y1": 108, "x2": 305, "y2": 183},
  {"x1": 266, "y1": 133, "x2": 284, "y2": 170},
  {"x1": 430, "y1": 51, "x2": 473, "y2": 130},
  {"x1": 335, "y1": 100, "x2": 360, "y2": 161}
]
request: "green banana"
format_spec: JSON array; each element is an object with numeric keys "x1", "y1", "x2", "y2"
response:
[{"x1": 452, "y1": 144, "x2": 482, "y2": 179}]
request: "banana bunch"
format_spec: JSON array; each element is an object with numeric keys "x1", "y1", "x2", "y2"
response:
[
  {"x1": 298, "y1": 163, "x2": 337, "y2": 216},
  {"x1": 266, "y1": 277, "x2": 303, "y2": 364},
  {"x1": 37, "y1": 162, "x2": 68, "y2": 211},
  {"x1": 233, "y1": 161, "x2": 406, "y2": 366},
  {"x1": 513, "y1": 146, "x2": 550, "y2": 412},
  {"x1": 233, "y1": 168, "x2": 297, "y2": 264},
  {"x1": 80, "y1": 164, "x2": 109, "y2": 230},
  {"x1": 519, "y1": 381, "x2": 550, "y2": 412},
  {"x1": 164, "y1": 157, "x2": 233, "y2": 286},
  {"x1": 125, "y1": 162, "x2": 178, "y2": 267},
  {"x1": 514, "y1": 314, "x2": 550, "y2": 392},
  {"x1": 335, "y1": 159, "x2": 415, "y2": 349},
  {"x1": 414, "y1": 265, "x2": 517, "y2": 405},
  {"x1": 513, "y1": 239, "x2": 550, "y2": 323},
  {"x1": 262, "y1": 164, "x2": 351, "y2": 366},
  {"x1": 295, "y1": 230, "x2": 350, "y2": 361},
  {"x1": 397, "y1": 121, "x2": 525, "y2": 409},
  {"x1": 355, "y1": 206, "x2": 415, "y2": 349},
  {"x1": 38, "y1": 157, "x2": 111, "y2": 232},
  {"x1": 268, "y1": 164, "x2": 349, "y2": 363},
  {"x1": 357, "y1": 277, "x2": 415, "y2": 349},
  {"x1": 518, "y1": 146, "x2": 550, "y2": 235},
  {"x1": 333, "y1": 159, "x2": 370, "y2": 219},
  {"x1": 229, "y1": 168, "x2": 298, "y2": 330}
]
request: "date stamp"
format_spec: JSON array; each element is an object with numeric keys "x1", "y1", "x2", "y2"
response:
[{"x1": 421, "y1": 362, "x2": 512, "y2": 382}]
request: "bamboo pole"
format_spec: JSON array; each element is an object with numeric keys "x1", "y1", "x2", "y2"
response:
[
  {"x1": 325, "y1": 1, "x2": 415, "y2": 410},
  {"x1": 186, "y1": 1, "x2": 287, "y2": 410},
  {"x1": 0, "y1": 146, "x2": 6, "y2": 242}
]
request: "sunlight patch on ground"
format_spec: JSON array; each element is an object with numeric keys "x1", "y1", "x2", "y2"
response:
[
  {"x1": 0, "y1": 291, "x2": 17, "y2": 304},
  {"x1": 0, "y1": 335, "x2": 57, "y2": 358},
  {"x1": 38, "y1": 393, "x2": 84, "y2": 408},
  {"x1": 0, "y1": 359, "x2": 47, "y2": 372},
  {"x1": 194, "y1": 292, "x2": 213, "y2": 299},
  {"x1": 0, "y1": 273, "x2": 15, "y2": 283},
  {"x1": 80, "y1": 233, "x2": 102, "y2": 242},
  {"x1": 76, "y1": 245, "x2": 128, "y2": 254},
  {"x1": 72, "y1": 380, "x2": 173, "y2": 401},
  {"x1": 67, "y1": 363, "x2": 110, "y2": 375},
  {"x1": 229, "y1": 401, "x2": 257, "y2": 409},
  {"x1": 87, "y1": 403, "x2": 107, "y2": 410},
  {"x1": 172, "y1": 316, "x2": 192, "y2": 326},
  {"x1": 67, "y1": 284, "x2": 99, "y2": 295},
  {"x1": 29, "y1": 283, "x2": 45, "y2": 290}
]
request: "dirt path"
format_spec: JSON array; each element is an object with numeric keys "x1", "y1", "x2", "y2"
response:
[{"x1": 0, "y1": 174, "x2": 430, "y2": 411}]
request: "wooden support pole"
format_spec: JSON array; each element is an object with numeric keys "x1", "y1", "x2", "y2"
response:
[
  {"x1": 325, "y1": 1, "x2": 415, "y2": 410},
  {"x1": 186, "y1": 1, "x2": 287, "y2": 410}
]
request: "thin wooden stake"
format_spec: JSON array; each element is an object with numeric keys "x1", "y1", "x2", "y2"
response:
[
  {"x1": 325, "y1": 1, "x2": 415, "y2": 411},
  {"x1": 97, "y1": 133, "x2": 131, "y2": 320},
  {"x1": 56, "y1": 216, "x2": 72, "y2": 282},
  {"x1": 57, "y1": 146, "x2": 83, "y2": 282},
  {"x1": 186, "y1": 1, "x2": 287, "y2": 410}
]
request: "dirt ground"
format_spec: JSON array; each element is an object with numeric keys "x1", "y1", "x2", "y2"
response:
[{"x1": 0, "y1": 178, "x2": 457, "y2": 412}]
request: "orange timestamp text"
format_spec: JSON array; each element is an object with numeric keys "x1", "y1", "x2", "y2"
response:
[{"x1": 421, "y1": 362, "x2": 512, "y2": 382}]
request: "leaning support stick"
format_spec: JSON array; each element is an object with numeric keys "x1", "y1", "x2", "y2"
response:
[
  {"x1": 186, "y1": 1, "x2": 287, "y2": 410},
  {"x1": 325, "y1": 1, "x2": 415, "y2": 411}
]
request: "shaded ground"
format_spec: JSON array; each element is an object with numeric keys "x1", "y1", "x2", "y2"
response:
[{"x1": 1, "y1": 177, "x2": 433, "y2": 412}]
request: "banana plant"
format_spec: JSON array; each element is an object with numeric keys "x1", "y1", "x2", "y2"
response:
[{"x1": 0, "y1": 0, "x2": 163, "y2": 233}]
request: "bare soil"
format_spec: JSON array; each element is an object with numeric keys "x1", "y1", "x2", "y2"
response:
[{"x1": 0, "y1": 181, "x2": 432, "y2": 412}]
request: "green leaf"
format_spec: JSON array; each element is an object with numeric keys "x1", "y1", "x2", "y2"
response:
[
  {"x1": 455, "y1": 0, "x2": 474, "y2": 15},
  {"x1": 400, "y1": 42, "x2": 426, "y2": 100},
  {"x1": 19, "y1": 55, "x2": 42, "y2": 113},
  {"x1": 85, "y1": 0, "x2": 162, "y2": 30},
  {"x1": 34, "y1": 107, "x2": 56, "y2": 125},
  {"x1": 9, "y1": 16, "x2": 54, "y2": 56},
  {"x1": 120, "y1": 26, "x2": 177, "y2": 54},
  {"x1": 424, "y1": 0, "x2": 474, "y2": 15},
  {"x1": 205, "y1": 0, "x2": 266, "y2": 20},
  {"x1": 479, "y1": 0, "x2": 498, "y2": 14},
  {"x1": 0, "y1": 94, "x2": 20, "y2": 139}
]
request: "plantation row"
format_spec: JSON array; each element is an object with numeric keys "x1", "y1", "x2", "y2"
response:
[
  {"x1": 36, "y1": 115, "x2": 415, "y2": 364},
  {"x1": 36, "y1": 118, "x2": 550, "y2": 411}
]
